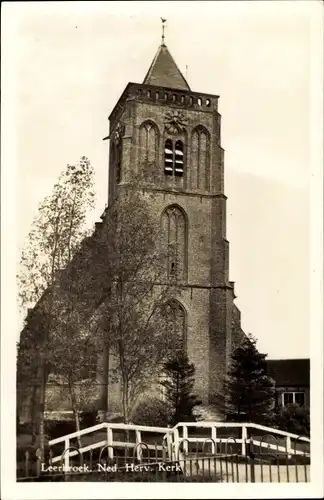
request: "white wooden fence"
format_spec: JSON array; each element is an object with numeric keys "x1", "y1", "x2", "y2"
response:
[{"x1": 48, "y1": 421, "x2": 310, "y2": 471}]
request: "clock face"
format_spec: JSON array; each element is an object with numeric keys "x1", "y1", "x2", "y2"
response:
[{"x1": 165, "y1": 111, "x2": 188, "y2": 135}]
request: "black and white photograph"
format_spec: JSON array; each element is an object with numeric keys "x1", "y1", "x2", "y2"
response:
[{"x1": 1, "y1": 1, "x2": 323, "y2": 498}]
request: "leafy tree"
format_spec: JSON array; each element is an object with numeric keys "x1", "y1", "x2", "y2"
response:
[
  {"x1": 17, "y1": 157, "x2": 95, "y2": 458},
  {"x1": 46, "y1": 296, "x2": 98, "y2": 448},
  {"x1": 93, "y1": 181, "x2": 179, "y2": 423},
  {"x1": 160, "y1": 350, "x2": 202, "y2": 426},
  {"x1": 223, "y1": 334, "x2": 275, "y2": 424}
]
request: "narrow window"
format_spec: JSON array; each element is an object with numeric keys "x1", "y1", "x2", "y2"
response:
[
  {"x1": 180, "y1": 95, "x2": 185, "y2": 104},
  {"x1": 172, "y1": 94, "x2": 177, "y2": 103},
  {"x1": 174, "y1": 141, "x2": 184, "y2": 176},
  {"x1": 80, "y1": 343, "x2": 97, "y2": 380},
  {"x1": 164, "y1": 139, "x2": 173, "y2": 175},
  {"x1": 197, "y1": 97, "x2": 202, "y2": 106},
  {"x1": 155, "y1": 91, "x2": 160, "y2": 101},
  {"x1": 189, "y1": 96, "x2": 193, "y2": 106},
  {"x1": 137, "y1": 89, "x2": 142, "y2": 96},
  {"x1": 206, "y1": 98, "x2": 211, "y2": 107},
  {"x1": 161, "y1": 207, "x2": 188, "y2": 283},
  {"x1": 147, "y1": 90, "x2": 151, "y2": 98},
  {"x1": 282, "y1": 392, "x2": 294, "y2": 406},
  {"x1": 164, "y1": 93, "x2": 168, "y2": 102}
]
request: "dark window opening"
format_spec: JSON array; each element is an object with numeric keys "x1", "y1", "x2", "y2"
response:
[
  {"x1": 155, "y1": 91, "x2": 160, "y2": 100},
  {"x1": 206, "y1": 98, "x2": 211, "y2": 107},
  {"x1": 189, "y1": 96, "x2": 193, "y2": 106},
  {"x1": 295, "y1": 392, "x2": 305, "y2": 406},
  {"x1": 147, "y1": 90, "x2": 151, "y2": 98},
  {"x1": 197, "y1": 97, "x2": 202, "y2": 106},
  {"x1": 172, "y1": 94, "x2": 177, "y2": 102},
  {"x1": 180, "y1": 95, "x2": 185, "y2": 104},
  {"x1": 164, "y1": 93, "x2": 168, "y2": 102},
  {"x1": 137, "y1": 89, "x2": 142, "y2": 96},
  {"x1": 164, "y1": 139, "x2": 184, "y2": 177},
  {"x1": 283, "y1": 393, "x2": 294, "y2": 405}
]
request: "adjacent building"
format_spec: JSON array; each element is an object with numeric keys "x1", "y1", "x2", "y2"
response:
[{"x1": 266, "y1": 358, "x2": 310, "y2": 407}]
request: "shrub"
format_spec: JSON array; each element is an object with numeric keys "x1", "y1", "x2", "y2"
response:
[
  {"x1": 79, "y1": 407, "x2": 98, "y2": 428},
  {"x1": 45, "y1": 419, "x2": 76, "y2": 439},
  {"x1": 132, "y1": 398, "x2": 170, "y2": 427},
  {"x1": 274, "y1": 404, "x2": 310, "y2": 437}
]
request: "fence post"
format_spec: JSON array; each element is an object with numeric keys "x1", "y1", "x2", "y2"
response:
[
  {"x1": 211, "y1": 427, "x2": 217, "y2": 454},
  {"x1": 248, "y1": 437, "x2": 255, "y2": 483},
  {"x1": 64, "y1": 438, "x2": 70, "y2": 471},
  {"x1": 183, "y1": 426, "x2": 188, "y2": 454},
  {"x1": 173, "y1": 427, "x2": 180, "y2": 461},
  {"x1": 166, "y1": 431, "x2": 173, "y2": 460},
  {"x1": 107, "y1": 427, "x2": 114, "y2": 460},
  {"x1": 286, "y1": 436, "x2": 292, "y2": 459},
  {"x1": 242, "y1": 426, "x2": 247, "y2": 456},
  {"x1": 136, "y1": 430, "x2": 142, "y2": 461},
  {"x1": 25, "y1": 450, "x2": 29, "y2": 478}
]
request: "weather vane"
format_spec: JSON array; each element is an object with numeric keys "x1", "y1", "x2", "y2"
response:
[{"x1": 161, "y1": 18, "x2": 167, "y2": 45}]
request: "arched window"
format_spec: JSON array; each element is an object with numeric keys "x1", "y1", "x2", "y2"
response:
[
  {"x1": 139, "y1": 121, "x2": 159, "y2": 167},
  {"x1": 162, "y1": 299, "x2": 187, "y2": 349},
  {"x1": 191, "y1": 126, "x2": 210, "y2": 190},
  {"x1": 161, "y1": 205, "x2": 187, "y2": 282},
  {"x1": 159, "y1": 299, "x2": 187, "y2": 398},
  {"x1": 164, "y1": 139, "x2": 184, "y2": 177}
]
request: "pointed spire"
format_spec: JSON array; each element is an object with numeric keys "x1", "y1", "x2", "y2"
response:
[{"x1": 143, "y1": 44, "x2": 190, "y2": 91}]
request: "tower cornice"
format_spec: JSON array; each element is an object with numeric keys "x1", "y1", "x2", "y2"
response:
[{"x1": 108, "y1": 82, "x2": 219, "y2": 123}]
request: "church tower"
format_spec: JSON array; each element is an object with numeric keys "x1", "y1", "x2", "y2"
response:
[{"x1": 105, "y1": 39, "x2": 245, "y2": 413}]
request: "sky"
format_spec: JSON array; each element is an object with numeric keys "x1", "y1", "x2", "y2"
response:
[{"x1": 3, "y1": 1, "x2": 318, "y2": 358}]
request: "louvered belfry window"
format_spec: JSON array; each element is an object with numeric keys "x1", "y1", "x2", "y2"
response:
[
  {"x1": 175, "y1": 141, "x2": 184, "y2": 176},
  {"x1": 164, "y1": 139, "x2": 184, "y2": 177},
  {"x1": 164, "y1": 139, "x2": 174, "y2": 175}
]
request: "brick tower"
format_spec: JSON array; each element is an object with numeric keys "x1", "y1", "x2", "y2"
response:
[{"x1": 104, "y1": 42, "x2": 245, "y2": 416}]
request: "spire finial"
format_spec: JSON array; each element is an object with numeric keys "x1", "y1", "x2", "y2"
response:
[{"x1": 161, "y1": 17, "x2": 167, "y2": 45}]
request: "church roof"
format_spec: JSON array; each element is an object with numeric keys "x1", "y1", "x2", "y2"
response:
[{"x1": 143, "y1": 44, "x2": 190, "y2": 91}]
